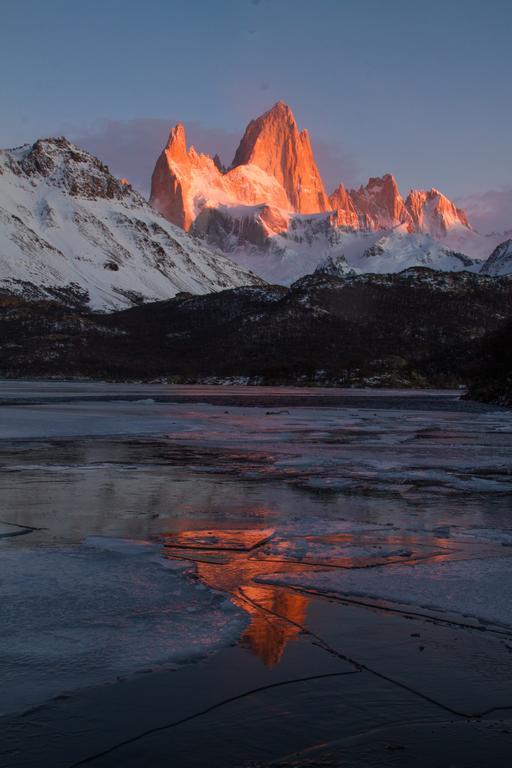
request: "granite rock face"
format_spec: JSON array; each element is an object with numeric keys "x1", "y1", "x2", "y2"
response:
[
  {"x1": 405, "y1": 188, "x2": 470, "y2": 237},
  {"x1": 231, "y1": 101, "x2": 330, "y2": 214},
  {"x1": 348, "y1": 174, "x2": 412, "y2": 230},
  {"x1": 150, "y1": 120, "x2": 291, "y2": 231},
  {"x1": 150, "y1": 102, "x2": 472, "y2": 248}
]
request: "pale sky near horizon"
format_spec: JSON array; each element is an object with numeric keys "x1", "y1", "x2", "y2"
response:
[{"x1": 1, "y1": 0, "x2": 511, "y2": 229}]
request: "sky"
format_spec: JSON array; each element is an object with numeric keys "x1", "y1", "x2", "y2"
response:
[{"x1": 1, "y1": 0, "x2": 511, "y2": 230}]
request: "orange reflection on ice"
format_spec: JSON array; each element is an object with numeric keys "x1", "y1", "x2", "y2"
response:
[
  {"x1": 163, "y1": 527, "x2": 314, "y2": 667},
  {"x1": 237, "y1": 585, "x2": 309, "y2": 666},
  {"x1": 162, "y1": 526, "x2": 465, "y2": 666}
]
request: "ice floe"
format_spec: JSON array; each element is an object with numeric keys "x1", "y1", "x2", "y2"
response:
[{"x1": 0, "y1": 537, "x2": 247, "y2": 714}]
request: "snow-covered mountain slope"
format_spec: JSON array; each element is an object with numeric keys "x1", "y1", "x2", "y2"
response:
[
  {"x1": 480, "y1": 239, "x2": 512, "y2": 276},
  {"x1": 441, "y1": 226, "x2": 505, "y2": 261},
  {"x1": 193, "y1": 208, "x2": 366, "y2": 285},
  {"x1": 314, "y1": 253, "x2": 355, "y2": 278},
  {"x1": 193, "y1": 206, "x2": 479, "y2": 285},
  {"x1": 354, "y1": 226, "x2": 478, "y2": 274},
  {"x1": 0, "y1": 138, "x2": 261, "y2": 310}
]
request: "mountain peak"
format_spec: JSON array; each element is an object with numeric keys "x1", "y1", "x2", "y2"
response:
[
  {"x1": 149, "y1": 103, "x2": 472, "y2": 243},
  {"x1": 266, "y1": 100, "x2": 294, "y2": 118},
  {"x1": 231, "y1": 103, "x2": 329, "y2": 213},
  {"x1": 480, "y1": 239, "x2": 512, "y2": 276},
  {"x1": 405, "y1": 188, "x2": 470, "y2": 236},
  {"x1": 150, "y1": 114, "x2": 291, "y2": 230},
  {"x1": 328, "y1": 183, "x2": 360, "y2": 228},
  {"x1": 165, "y1": 123, "x2": 187, "y2": 159},
  {"x1": 0, "y1": 137, "x2": 260, "y2": 310},
  {"x1": 349, "y1": 174, "x2": 411, "y2": 230},
  {"x1": 365, "y1": 174, "x2": 400, "y2": 192},
  {"x1": 10, "y1": 136, "x2": 133, "y2": 203}
]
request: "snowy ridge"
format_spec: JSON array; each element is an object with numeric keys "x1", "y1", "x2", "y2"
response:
[
  {"x1": 0, "y1": 138, "x2": 261, "y2": 310},
  {"x1": 480, "y1": 239, "x2": 512, "y2": 276},
  {"x1": 357, "y1": 225, "x2": 477, "y2": 274},
  {"x1": 202, "y1": 205, "x2": 504, "y2": 285},
  {"x1": 207, "y1": 210, "x2": 480, "y2": 285}
]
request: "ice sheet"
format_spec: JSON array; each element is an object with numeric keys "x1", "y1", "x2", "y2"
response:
[
  {"x1": 0, "y1": 537, "x2": 247, "y2": 715},
  {"x1": 1, "y1": 383, "x2": 511, "y2": 715},
  {"x1": 261, "y1": 555, "x2": 512, "y2": 628},
  {"x1": 1, "y1": 394, "x2": 510, "y2": 497}
]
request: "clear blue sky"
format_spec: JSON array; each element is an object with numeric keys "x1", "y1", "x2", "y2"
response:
[{"x1": 1, "y1": 0, "x2": 511, "y2": 203}]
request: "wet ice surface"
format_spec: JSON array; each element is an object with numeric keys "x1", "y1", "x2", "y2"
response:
[
  {"x1": 260, "y1": 555, "x2": 512, "y2": 629},
  {"x1": 1, "y1": 382, "x2": 512, "y2": 714},
  {"x1": 1, "y1": 391, "x2": 511, "y2": 497},
  {"x1": 0, "y1": 537, "x2": 246, "y2": 715}
]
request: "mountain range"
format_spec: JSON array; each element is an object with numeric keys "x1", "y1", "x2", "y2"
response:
[
  {"x1": 0, "y1": 101, "x2": 510, "y2": 315},
  {"x1": 149, "y1": 101, "x2": 509, "y2": 283},
  {"x1": 0, "y1": 108, "x2": 510, "y2": 394},
  {"x1": 150, "y1": 101, "x2": 471, "y2": 236}
]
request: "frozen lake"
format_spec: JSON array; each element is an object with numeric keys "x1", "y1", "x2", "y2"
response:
[{"x1": 1, "y1": 381, "x2": 512, "y2": 716}]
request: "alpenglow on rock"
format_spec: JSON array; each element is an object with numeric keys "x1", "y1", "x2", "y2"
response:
[
  {"x1": 150, "y1": 101, "x2": 332, "y2": 234},
  {"x1": 231, "y1": 101, "x2": 330, "y2": 214},
  {"x1": 146, "y1": 101, "x2": 493, "y2": 283},
  {"x1": 149, "y1": 121, "x2": 291, "y2": 232},
  {"x1": 149, "y1": 101, "x2": 330, "y2": 233},
  {"x1": 149, "y1": 101, "x2": 472, "y2": 239},
  {"x1": 405, "y1": 188, "x2": 470, "y2": 237},
  {"x1": 348, "y1": 174, "x2": 412, "y2": 231},
  {"x1": 0, "y1": 137, "x2": 261, "y2": 310}
]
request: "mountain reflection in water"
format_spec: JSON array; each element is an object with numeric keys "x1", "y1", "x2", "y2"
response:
[
  {"x1": 161, "y1": 524, "x2": 461, "y2": 666},
  {"x1": 162, "y1": 527, "x2": 312, "y2": 666}
]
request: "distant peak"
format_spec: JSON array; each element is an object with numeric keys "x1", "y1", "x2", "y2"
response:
[
  {"x1": 22, "y1": 136, "x2": 93, "y2": 164},
  {"x1": 213, "y1": 153, "x2": 226, "y2": 173},
  {"x1": 268, "y1": 100, "x2": 293, "y2": 115},
  {"x1": 28, "y1": 137, "x2": 80, "y2": 156},
  {"x1": 37, "y1": 136, "x2": 71, "y2": 147},
  {"x1": 165, "y1": 123, "x2": 187, "y2": 154},
  {"x1": 148, "y1": 101, "x2": 474, "y2": 241},
  {"x1": 231, "y1": 101, "x2": 328, "y2": 213},
  {"x1": 407, "y1": 188, "x2": 449, "y2": 202},
  {"x1": 368, "y1": 174, "x2": 397, "y2": 187},
  {"x1": 255, "y1": 101, "x2": 296, "y2": 127},
  {"x1": 405, "y1": 187, "x2": 471, "y2": 235}
]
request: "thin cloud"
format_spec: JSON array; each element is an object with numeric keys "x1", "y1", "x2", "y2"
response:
[{"x1": 456, "y1": 188, "x2": 512, "y2": 235}]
